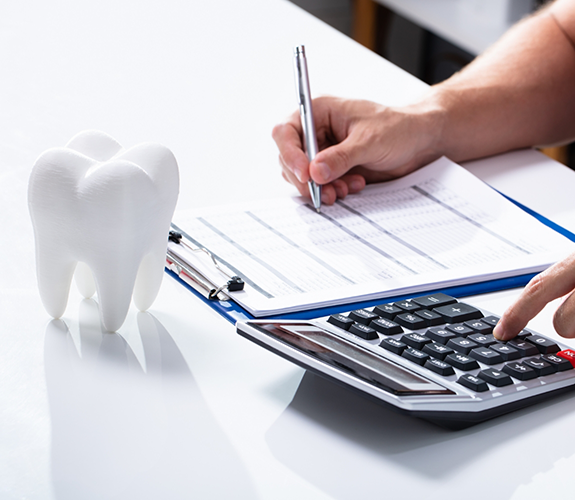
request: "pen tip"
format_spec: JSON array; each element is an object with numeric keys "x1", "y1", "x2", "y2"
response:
[{"x1": 316, "y1": 207, "x2": 321, "y2": 213}]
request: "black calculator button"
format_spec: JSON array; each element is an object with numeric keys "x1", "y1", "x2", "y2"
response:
[
  {"x1": 370, "y1": 317, "x2": 403, "y2": 335},
  {"x1": 402, "y1": 347, "x2": 429, "y2": 366},
  {"x1": 469, "y1": 347, "x2": 504, "y2": 365},
  {"x1": 433, "y1": 303, "x2": 483, "y2": 323},
  {"x1": 464, "y1": 320, "x2": 493, "y2": 334},
  {"x1": 478, "y1": 368, "x2": 514, "y2": 387},
  {"x1": 349, "y1": 323, "x2": 378, "y2": 340},
  {"x1": 517, "y1": 329, "x2": 534, "y2": 339},
  {"x1": 412, "y1": 293, "x2": 457, "y2": 309},
  {"x1": 490, "y1": 343, "x2": 520, "y2": 361},
  {"x1": 457, "y1": 374, "x2": 489, "y2": 392},
  {"x1": 446, "y1": 323, "x2": 474, "y2": 336},
  {"x1": 503, "y1": 362, "x2": 537, "y2": 381},
  {"x1": 380, "y1": 337, "x2": 407, "y2": 355},
  {"x1": 423, "y1": 342, "x2": 454, "y2": 360},
  {"x1": 425, "y1": 358, "x2": 455, "y2": 376},
  {"x1": 447, "y1": 337, "x2": 479, "y2": 355},
  {"x1": 425, "y1": 327, "x2": 456, "y2": 345},
  {"x1": 394, "y1": 300, "x2": 421, "y2": 313},
  {"x1": 468, "y1": 333, "x2": 497, "y2": 346},
  {"x1": 395, "y1": 313, "x2": 427, "y2": 330},
  {"x1": 415, "y1": 309, "x2": 444, "y2": 326},
  {"x1": 507, "y1": 339, "x2": 539, "y2": 357},
  {"x1": 482, "y1": 315, "x2": 500, "y2": 327},
  {"x1": 348, "y1": 309, "x2": 378, "y2": 325},
  {"x1": 523, "y1": 358, "x2": 556, "y2": 376},
  {"x1": 446, "y1": 353, "x2": 480, "y2": 371},
  {"x1": 525, "y1": 335, "x2": 560, "y2": 354},
  {"x1": 373, "y1": 303, "x2": 402, "y2": 319},
  {"x1": 401, "y1": 333, "x2": 432, "y2": 350},
  {"x1": 327, "y1": 314, "x2": 354, "y2": 330},
  {"x1": 542, "y1": 353, "x2": 573, "y2": 371}
]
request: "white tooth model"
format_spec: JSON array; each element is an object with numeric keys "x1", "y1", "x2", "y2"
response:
[{"x1": 28, "y1": 130, "x2": 179, "y2": 331}]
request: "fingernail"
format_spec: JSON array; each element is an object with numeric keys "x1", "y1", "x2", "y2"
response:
[
  {"x1": 293, "y1": 167, "x2": 305, "y2": 184},
  {"x1": 493, "y1": 324, "x2": 505, "y2": 340},
  {"x1": 314, "y1": 162, "x2": 330, "y2": 183}
]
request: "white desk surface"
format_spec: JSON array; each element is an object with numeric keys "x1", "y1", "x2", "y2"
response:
[{"x1": 1, "y1": 1, "x2": 575, "y2": 499}]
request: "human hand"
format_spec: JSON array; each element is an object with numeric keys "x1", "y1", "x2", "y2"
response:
[
  {"x1": 272, "y1": 96, "x2": 443, "y2": 205},
  {"x1": 493, "y1": 252, "x2": 575, "y2": 341}
]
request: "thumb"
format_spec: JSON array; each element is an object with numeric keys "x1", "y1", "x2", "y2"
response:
[{"x1": 309, "y1": 136, "x2": 370, "y2": 185}]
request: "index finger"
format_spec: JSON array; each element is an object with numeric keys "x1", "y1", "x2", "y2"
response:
[
  {"x1": 494, "y1": 252, "x2": 575, "y2": 340},
  {"x1": 272, "y1": 113, "x2": 310, "y2": 184}
]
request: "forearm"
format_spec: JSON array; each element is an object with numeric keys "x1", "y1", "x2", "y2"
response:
[{"x1": 413, "y1": 0, "x2": 575, "y2": 163}]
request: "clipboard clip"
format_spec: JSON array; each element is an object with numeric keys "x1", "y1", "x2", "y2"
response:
[{"x1": 167, "y1": 230, "x2": 245, "y2": 300}]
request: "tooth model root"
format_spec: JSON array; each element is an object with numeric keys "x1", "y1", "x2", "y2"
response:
[{"x1": 28, "y1": 130, "x2": 179, "y2": 331}]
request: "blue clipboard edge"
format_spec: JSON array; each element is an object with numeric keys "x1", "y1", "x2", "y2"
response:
[{"x1": 165, "y1": 192, "x2": 575, "y2": 325}]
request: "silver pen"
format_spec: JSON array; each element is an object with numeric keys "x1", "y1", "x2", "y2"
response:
[{"x1": 293, "y1": 45, "x2": 322, "y2": 213}]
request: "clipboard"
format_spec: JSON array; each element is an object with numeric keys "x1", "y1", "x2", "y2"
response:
[{"x1": 165, "y1": 195, "x2": 575, "y2": 325}]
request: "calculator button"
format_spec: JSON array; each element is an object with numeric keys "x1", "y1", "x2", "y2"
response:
[
  {"x1": 464, "y1": 320, "x2": 493, "y2": 334},
  {"x1": 412, "y1": 293, "x2": 457, "y2": 308},
  {"x1": 394, "y1": 300, "x2": 421, "y2": 313},
  {"x1": 541, "y1": 354, "x2": 573, "y2": 371},
  {"x1": 556, "y1": 349, "x2": 575, "y2": 368},
  {"x1": 370, "y1": 317, "x2": 403, "y2": 335},
  {"x1": 402, "y1": 347, "x2": 429, "y2": 366},
  {"x1": 516, "y1": 329, "x2": 534, "y2": 339},
  {"x1": 445, "y1": 353, "x2": 480, "y2": 371},
  {"x1": 425, "y1": 358, "x2": 455, "y2": 376},
  {"x1": 423, "y1": 342, "x2": 454, "y2": 360},
  {"x1": 468, "y1": 333, "x2": 497, "y2": 346},
  {"x1": 380, "y1": 337, "x2": 407, "y2": 355},
  {"x1": 349, "y1": 323, "x2": 378, "y2": 340},
  {"x1": 525, "y1": 335, "x2": 560, "y2": 354},
  {"x1": 482, "y1": 315, "x2": 500, "y2": 327},
  {"x1": 506, "y1": 339, "x2": 539, "y2": 357},
  {"x1": 395, "y1": 313, "x2": 427, "y2": 330},
  {"x1": 447, "y1": 337, "x2": 479, "y2": 355},
  {"x1": 425, "y1": 327, "x2": 456, "y2": 345},
  {"x1": 502, "y1": 362, "x2": 537, "y2": 381},
  {"x1": 478, "y1": 368, "x2": 514, "y2": 387},
  {"x1": 457, "y1": 374, "x2": 489, "y2": 392},
  {"x1": 373, "y1": 303, "x2": 402, "y2": 319},
  {"x1": 523, "y1": 358, "x2": 556, "y2": 376},
  {"x1": 415, "y1": 309, "x2": 444, "y2": 326},
  {"x1": 490, "y1": 343, "x2": 520, "y2": 361},
  {"x1": 433, "y1": 303, "x2": 483, "y2": 323},
  {"x1": 446, "y1": 323, "x2": 474, "y2": 336},
  {"x1": 348, "y1": 309, "x2": 378, "y2": 325},
  {"x1": 401, "y1": 333, "x2": 432, "y2": 350},
  {"x1": 327, "y1": 314, "x2": 354, "y2": 330},
  {"x1": 469, "y1": 347, "x2": 504, "y2": 365}
]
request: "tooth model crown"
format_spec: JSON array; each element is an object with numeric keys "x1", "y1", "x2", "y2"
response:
[{"x1": 28, "y1": 130, "x2": 180, "y2": 331}]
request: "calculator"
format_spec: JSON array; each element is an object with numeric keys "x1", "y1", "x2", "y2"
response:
[{"x1": 235, "y1": 293, "x2": 575, "y2": 429}]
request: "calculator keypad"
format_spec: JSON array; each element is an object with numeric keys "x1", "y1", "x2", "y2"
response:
[{"x1": 325, "y1": 293, "x2": 573, "y2": 393}]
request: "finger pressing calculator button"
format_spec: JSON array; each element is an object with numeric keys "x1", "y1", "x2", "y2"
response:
[
  {"x1": 502, "y1": 362, "x2": 537, "y2": 381},
  {"x1": 490, "y1": 343, "x2": 520, "y2": 361},
  {"x1": 395, "y1": 313, "x2": 427, "y2": 330},
  {"x1": 373, "y1": 303, "x2": 402, "y2": 319},
  {"x1": 523, "y1": 358, "x2": 556, "y2": 376},
  {"x1": 349, "y1": 322, "x2": 378, "y2": 340},
  {"x1": 412, "y1": 293, "x2": 457, "y2": 308},
  {"x1": 348, "y1": 309, "x2": 378, "y2": 325},
  {"x1": 425, "y1": 327, "x2": 456, "y2": 345},
  {"x1": 380, "y1": 337, "x2": 407, "y2": 355},
  {"x1": 425, "y1": 358, "x2": 455, "y2": 376},
  {"x1": 525, "y1": 335, "x2": 560, "y2": 354},
  {"x1": 478, "y1": 368, "x2": 514, "y2": 387},
  {"x1": 457, "y1": 374, "x2": 489, "y2": 392},
  {"x1": 556, "y1": 349, "x2": 575, "y2": 368},
  {"x1": 447, "y1": 337, "x2": 479, "y2": 355},
  {"x1": 370, "y1": 317, "x2": 403, "y2": 335},
  {"x1": 433, "y1": 303, "x2": 484, "y2": 323},
  {"x1": 506, "y1": 339, "x2": 539, "y2": 357},
  {"x1": 327, "y1": 314, "x2": 354, "y2": 330},
  {"x1": 470, "y1": 347, "x2": 504, "y2": 365},
  {"x1": 445, "y1": 353, "x2": 480, "y2": 371},
  {"x1": 401, "y1": 333, "x2": 432, "y2": 350},
  {"x1": 402, "y1": 347, "x2": 429, "y2": 366},
  {"x1": 423, "y1": 342, "x2": 454, "y2": 360},
  {"x1": 542, "y1": 353, "x2": 573, "y2": 371}
]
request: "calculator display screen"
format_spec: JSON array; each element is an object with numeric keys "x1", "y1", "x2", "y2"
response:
[{"x1": 250, "y1": 322, "x2": 453, "y2": 396}]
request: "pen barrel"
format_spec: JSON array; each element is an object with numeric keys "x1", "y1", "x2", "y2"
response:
[{"x1": 294, "y1": 48, "x2": 319, "y2": 161}]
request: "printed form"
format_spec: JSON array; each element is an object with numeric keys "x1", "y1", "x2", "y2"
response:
[{"x1": 170, "y1": 157, "x2": 575, "y2": 316}]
